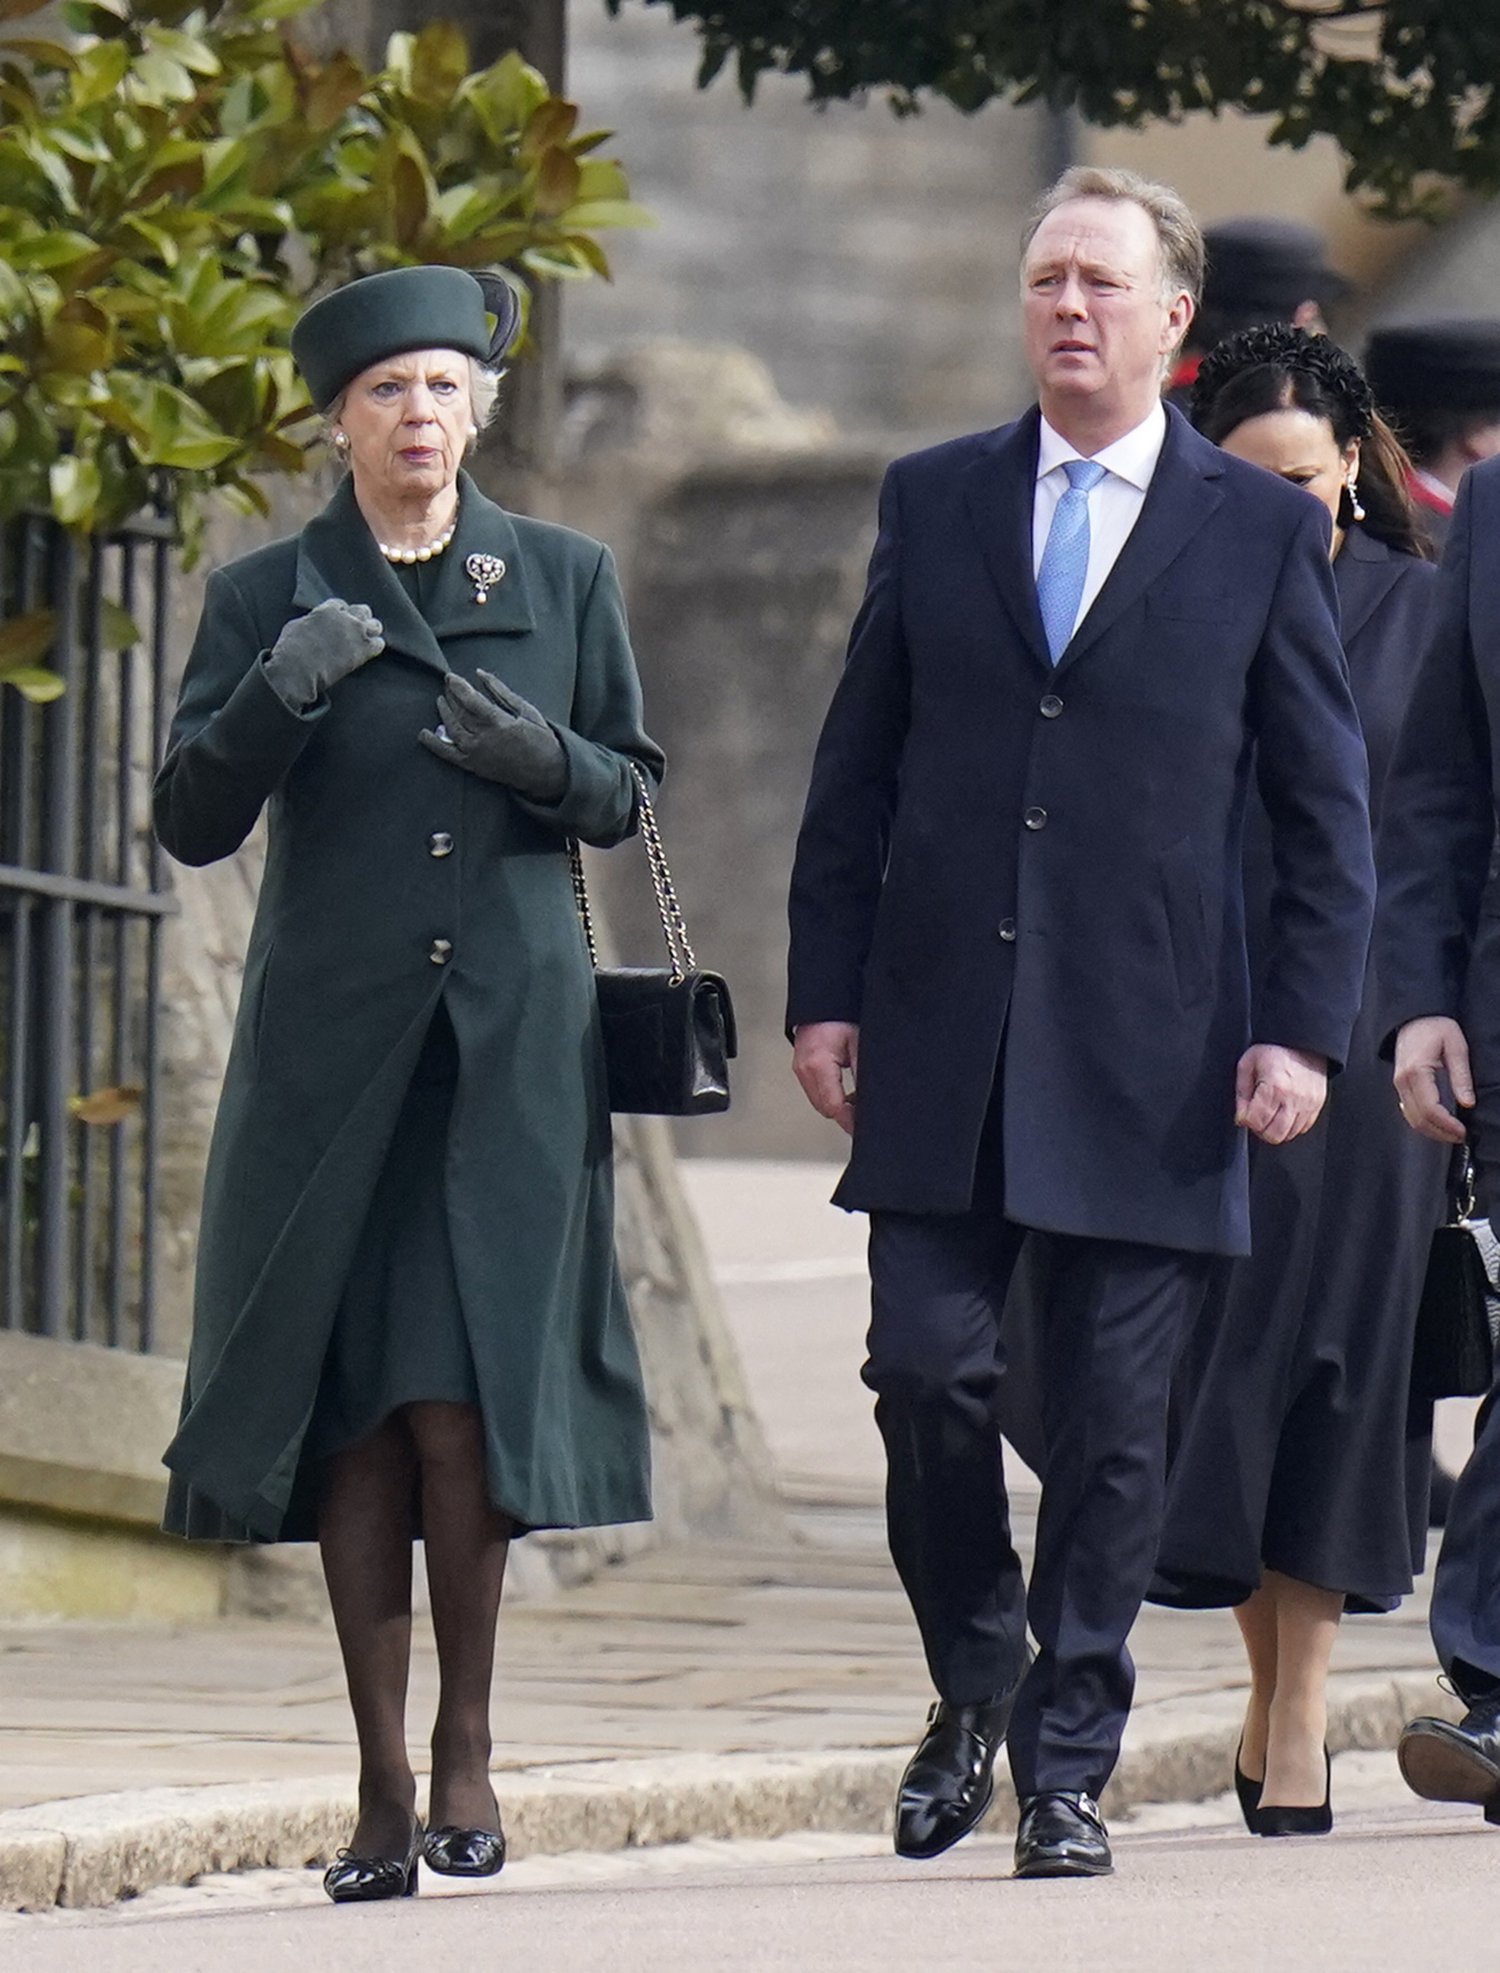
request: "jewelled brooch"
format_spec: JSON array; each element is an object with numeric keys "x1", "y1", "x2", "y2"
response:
[{"x1": 464, "y1": 553, "x2": 506, "y2": 606}]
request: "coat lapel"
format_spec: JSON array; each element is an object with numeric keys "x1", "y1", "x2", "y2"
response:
[
  {"x1": 1055, "y1": 406, "x2": 1225, "y2": 675},
  {"x1": 293, "y1": 470, "x2": 536, "y2": 679},
  {"x1": 962, "y1": 410, "x2": 1052, "y2": 672},
  {"x1": 1334, "y1": 523, "x2": 1403, "y2": 646}
]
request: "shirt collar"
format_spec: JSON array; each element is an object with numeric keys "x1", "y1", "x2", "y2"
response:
[{"x1": 1036, "y1": 401, "x2": 1168, "y2": 492}]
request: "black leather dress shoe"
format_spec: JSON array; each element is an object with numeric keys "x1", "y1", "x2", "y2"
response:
[
  {"x1": 894, "y1": 1671, "x2": 1028, "y2": 1861},
  {"x1": 424, "y1": 1823, "x2": 507, "y2": 1877},
  {"x1": 1013, "y1": 1792, "x2": 1113, "y2": 1879},
  {"x1": 323, "y1": 1819, "x2": 423, "y2": 1904},
  {"x1": 1399, "y1": 1691, "x2": 1500, "y2": 1811}
]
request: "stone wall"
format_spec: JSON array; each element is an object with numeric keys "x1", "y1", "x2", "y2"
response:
[
  {"x1": 559, "y1": 350, "x2": 883, "y2": 1159},
  {"x1": 566, "y1": 0, "x2": 1050, "y2": 445}
]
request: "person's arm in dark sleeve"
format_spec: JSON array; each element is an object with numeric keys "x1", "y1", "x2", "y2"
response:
[
  {"x1": 786, "y1": 461, "x2": 911, "y2": 1033},
  {"x1": 509, "y1": 545, "x2": 665, "y2": 849},
  {"x1": 1248, "y1": 499, "x2": 1376, "y2": 1073},
  {"x1": 153, "y1": 570, "x2": 327, "y2": 868},
  {"x1": 1376, "y1": 471, "x2": 1493, "y2": 1048}
]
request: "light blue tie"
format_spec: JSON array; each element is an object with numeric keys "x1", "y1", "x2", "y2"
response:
[{"x1": 1036, "y1": 459, "x2": 1106, "y2": 663}]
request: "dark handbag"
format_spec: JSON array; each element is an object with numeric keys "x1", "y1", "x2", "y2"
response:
[
  {"x1": 569, "y1": 765, "x2": 737, "y2": 1116},
  {"x1": 1412, "y1": 1148, "x2": 1497, "y2": 1401}
]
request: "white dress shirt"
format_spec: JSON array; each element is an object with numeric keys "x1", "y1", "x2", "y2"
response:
[{"x1": 1031, "y1": 402, "x2": 1168, "y2": 642}]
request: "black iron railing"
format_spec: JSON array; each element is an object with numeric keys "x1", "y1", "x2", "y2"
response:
[{"x1": 0, "y1": 516, "x2": 177, "y2": 1350}]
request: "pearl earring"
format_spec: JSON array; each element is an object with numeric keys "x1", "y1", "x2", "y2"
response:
[
  {"x1": 1347, "y1": 475, "x2": 1365, "y2": 522},
  {"x1": 332, "y1": 430, "x2": 350, "y2": 454}
]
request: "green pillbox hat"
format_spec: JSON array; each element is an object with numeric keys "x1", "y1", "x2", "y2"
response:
[{"x1": 292, "y1": 265, "x2": 497, "y2": 411}]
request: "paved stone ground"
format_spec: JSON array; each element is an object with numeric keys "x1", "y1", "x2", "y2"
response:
[
  {"x1": 7, "y1": 1760, "x2": 1500, "y2": 1971},
  {"x1": 0, "y1": 1160, "x2": 1462, "y2": 1822}
]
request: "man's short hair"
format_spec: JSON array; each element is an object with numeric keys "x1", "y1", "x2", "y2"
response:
[{"x1": 1022, "y1": 166, "x2": 1205, "y2": 310}]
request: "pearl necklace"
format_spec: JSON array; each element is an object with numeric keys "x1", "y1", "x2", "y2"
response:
[{"x1": 377, "y1": 516, "x2": 458, "y2": 565}]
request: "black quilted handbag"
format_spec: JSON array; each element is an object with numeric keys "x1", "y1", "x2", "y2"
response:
[
  {"x1": 1412, "y1": 1148, "x2": 1498, "y2": 1402},
  {"x1": 569, "y1": 765, "x2": 736, "y2": 1117}
]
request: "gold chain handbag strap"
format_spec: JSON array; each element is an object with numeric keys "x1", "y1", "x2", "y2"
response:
[{"x1": 569, "y1": 762, "x2": 697, "y2": 985}]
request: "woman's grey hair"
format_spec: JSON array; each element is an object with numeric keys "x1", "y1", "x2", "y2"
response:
[
  {"x1": 322, "y1": 354, "x2": 505, "y2": 463},
  {"x1": 1022, "y1": 165, "x2": 1205, "y2": 308}
]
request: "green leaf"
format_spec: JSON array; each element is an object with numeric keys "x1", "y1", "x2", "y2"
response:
[
  {"x1": 8, "y1": 230, "x2": 101, "y2": 271},
  {"x1": 128, "y1": 47, "x2": 197, "y2": 106},
  {"x1": 109, "y1": 371, "x2": 238, "y2": 468},
  {"x1": 0, "y1": 608, "x2": 56, "y2": 669},
  {"x1": 533, "y1": 147, "x2": 581, "y2": 218},
  {"x1": 575, "y1": 158, "x2": 631, "y2": 204},
  {"x1": 49, "y1": 452, "x2": 101, "y2": 525},
  {"x1": 142, "y1": 24, "x2": 220, "y2": 78},
  {"x1": 407, "y1": 19, "x2": 468, "y2": 108},
  {"x1": 557, "y1": 198, "x2": 656, "y2": 231},
  {"x1": 99, "y1": 597, "x2": 139, "y2": 648},
  {"x1": 57, "y1": 0, "x2": 127, "y2": 36},
  {"x1": 3, "y1": 38, "x2": 77, "y2": 71},
  {"x1": 240, "y1": 0, "x2": 318, "y2": 20},
  {"x1": 0, "y1": 665, "x2": 65, "y2": 703},
  {"x1": 521, "y1": 97, "x2": 579, "y2": 160}
]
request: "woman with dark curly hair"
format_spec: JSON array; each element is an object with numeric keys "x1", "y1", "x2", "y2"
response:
[{"x1": 1148, "y1": 325, "x2": 1448, "y2": 1835}]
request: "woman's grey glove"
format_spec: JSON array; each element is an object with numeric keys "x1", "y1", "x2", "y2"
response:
[
  {"x1": 418, "y1": 670, "x2": 567, "y2": 800},
  {"x1": 263, "y1": 599, "x2": 385, "y2": 710}
]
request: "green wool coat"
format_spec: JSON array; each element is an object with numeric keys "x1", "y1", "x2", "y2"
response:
[{"x1": 155, "y1": 471, "x2": 664, "y2": 1543}]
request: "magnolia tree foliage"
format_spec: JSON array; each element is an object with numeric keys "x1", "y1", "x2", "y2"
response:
[
  {"x1": 616, "y1": 0, "x2": 1498, "y2": 217},
  {"x1": 0, "y1": 0, "x2": 648, "y2": 553}
]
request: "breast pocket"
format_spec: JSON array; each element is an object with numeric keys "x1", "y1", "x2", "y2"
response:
[{"x1": 1157, "y1": 837, "x2": 1212, "y2": 1009}]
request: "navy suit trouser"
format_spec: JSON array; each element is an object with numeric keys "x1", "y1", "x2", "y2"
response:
[
  {"x1": 1429, "y1": 1380, "x2": 1500, "y2": 1700},
  {"x1": 865, "y1": 1207, "x2": 1210, "y2": 1799}
]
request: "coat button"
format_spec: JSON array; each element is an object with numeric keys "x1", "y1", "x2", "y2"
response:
[
  {"x1": 1024, "y1": 807, "x2": 1048, "y2": 831},
  {"x1": 429, "y1": 938, "x2": 453, "y2": 965},
  {"x1": 998, "y1": 919, "x2": 1017, "y2": 942},
  {"x1": 1039, "y1": 694, "x2": 1063, "y2": 718},
  {"x1": 429, "y1": 832, "x2": 454, "y2": 858}
]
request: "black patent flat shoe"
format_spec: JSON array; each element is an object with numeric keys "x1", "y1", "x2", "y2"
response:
[
  {"x1": 424, "y1": 1824, "x2": 507, "y2": 1877},
  {"x1": 323, "y1": 1818, "x2": 423, "y2": 1904}
]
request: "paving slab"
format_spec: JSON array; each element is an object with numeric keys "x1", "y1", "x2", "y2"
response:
[{"x1": 0, "y1": 1158, "x2": 1462, "y2": 1909}]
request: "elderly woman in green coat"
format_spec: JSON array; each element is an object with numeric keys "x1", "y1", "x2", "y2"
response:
[{"x1": 154, "y1": 266, "x2": 664, "y2": 1904}]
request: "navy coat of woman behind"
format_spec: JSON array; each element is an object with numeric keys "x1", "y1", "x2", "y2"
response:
[{"x1": 1152, "y1": 525, "x2": 1447, "y2": 1611}]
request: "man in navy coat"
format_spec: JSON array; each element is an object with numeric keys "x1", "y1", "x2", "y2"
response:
[
  {"x1": 786, "y1": 165, "x2": 1374, "y2": 1879},
  {"x1": 1380, "y1": 454, "x2": 1500, "y2": 1819}
]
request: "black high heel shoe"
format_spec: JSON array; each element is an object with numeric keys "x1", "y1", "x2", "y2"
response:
[
  {"x1": 323, "y1": 1817, "x2": 424, "y2": 1903},
  {"x1": 1234, "y1": 1742, "x2": 1263, "y2": 1833},
  {"x1": 1253, "y1": 1748, "x2": 1332, "y2": 1837},
  {"x1": 424, "y1": 1821, "x2": 507, "y2": 1877}
]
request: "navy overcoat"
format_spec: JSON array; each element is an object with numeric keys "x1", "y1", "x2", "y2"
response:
[
  {"x1": 787, "y1": 405, "x2": 1375, "y2": 1257},
  {"x1": 1378, "y1": 456, "x2": 1500, "y2": 1198}
]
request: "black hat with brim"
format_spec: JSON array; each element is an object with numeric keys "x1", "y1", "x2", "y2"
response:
[
  {"x1": 1203, "y1": 218, "x2": 1350, "y2": 316},
  {"x1": 291, "y1": 265, "x2": 524, "y2": 411},
  {"x1": 1365, "y1": 319, "x2": 1500, "y2": 413}
]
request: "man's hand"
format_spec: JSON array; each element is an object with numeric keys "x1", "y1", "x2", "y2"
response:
[
  {"x1": 1394, "y1": 1016, "x2": 1474, "y2": 1145},
  {"x1": 1235, "y1": 1043, "x2": 1329, "y2": 1145},
  {"x1": 793, "y1": 1021, "x2": 859, "y2": 1136}
]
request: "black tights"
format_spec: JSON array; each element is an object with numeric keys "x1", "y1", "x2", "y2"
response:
[{"x1": 319, "y1": 1401, "x2": 513, "y2": 1857}]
